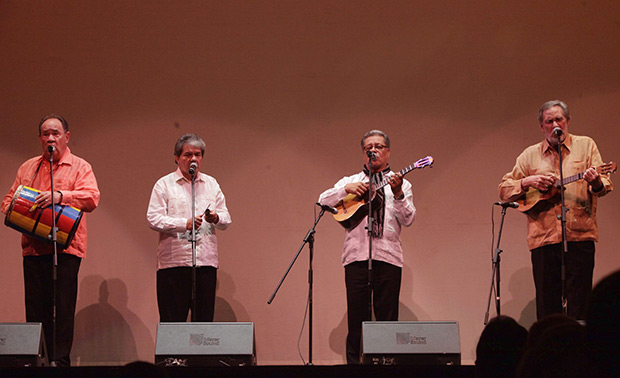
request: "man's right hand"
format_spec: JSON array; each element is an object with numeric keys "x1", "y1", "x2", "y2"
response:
[
  {"x1": 521, "y1": 174, "x2": 556, "y2": 192},
  {"x1": 186, "y1": 215, "x2": 203, "y2": 230},
  {"x1": 345, "y1": 182, "x2": 369, "y2": 197}
]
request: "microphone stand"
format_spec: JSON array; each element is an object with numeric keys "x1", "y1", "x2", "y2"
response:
[
  {"x1": 555, "y1": 133, "x2": 569, "y2": 316},
  {"x1": 267, "y1": 205, "x2": 330, "y2": 365},
  {"x1": 484, "y1": 204, "x2": 510, "y2": 324},
  {"x1": 190, "y1": 169, "x2": 197, "y2": 322},
  {"x1": 366, "y1": 154, "x2": 375, "y2": 321},
  {"x1": 48, "y1": 147, "x2": 58, "y2": 366}
]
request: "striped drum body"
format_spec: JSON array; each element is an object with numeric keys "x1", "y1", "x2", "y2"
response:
[{"x1": 4, "y1": 185, "x2": 83, "y2": 249}]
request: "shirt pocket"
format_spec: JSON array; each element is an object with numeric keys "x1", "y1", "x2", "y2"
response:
[
  {"x1": 566, "y1": 158, "x2": 587, "y2": 175},
  {"x1": 530, "y1": 159, "x2": 555, "y2": 176},
  {"x1": 566, "y1": 205, "x2": 594, "y2": 233},
  {"x1": 54, "y1": 178, "x2": 72, "y2": 191},
  {"x1": 167, "y1": 195, "x2": 188, "y2": 216},
  {"x1": 197, "y1": 193, "x2": 217, "y2": 214}
]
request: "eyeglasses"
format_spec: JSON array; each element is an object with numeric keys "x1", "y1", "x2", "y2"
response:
[
  {"x1": 543, "y1": 116, "x2": 565, "y2": 125},
  {"x1": 363, "y1": 144, "x2": 388, "y2": 152}
]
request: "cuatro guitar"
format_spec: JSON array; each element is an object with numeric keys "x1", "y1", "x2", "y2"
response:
[
  {"x1": 333, "y1": 156, "x2": 434, "y2": 229},
  {"x1": 516, "y1": 162, "x2": 616, "y2": 213}
]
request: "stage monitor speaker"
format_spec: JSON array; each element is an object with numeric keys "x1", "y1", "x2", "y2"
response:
[
  {"x1": 155, "y1": 322, "x2": 255, "y2": 367},
  {"x1": 0, "y1": 322, "x2": 47, "y2": 367},
  {"x1": 362, "y1": 321, "x2": 460, "y2": 365}
]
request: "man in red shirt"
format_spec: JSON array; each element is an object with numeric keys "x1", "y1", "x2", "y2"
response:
[{"x1": 2, "y1": 114, "x2": 100, "y2": 366}]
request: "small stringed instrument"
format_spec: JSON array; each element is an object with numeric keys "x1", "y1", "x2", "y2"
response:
[
  {"x1": 333, "y1": 156, "x2": 434, "y2": 229},
  {"x1": 517, "y1": 162, "x2": 616, "y2": 213}
]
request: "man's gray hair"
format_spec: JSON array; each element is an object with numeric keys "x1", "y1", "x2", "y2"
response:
[
  {"x1": 538, "y1": 100, "x2": 571, "y2": 123},
  {"x1": 174, "y1": 133, "x2": 205, "y2": 157},
  {"x1": 360, "y1": 129, "x2": 391, "y2": 149}
]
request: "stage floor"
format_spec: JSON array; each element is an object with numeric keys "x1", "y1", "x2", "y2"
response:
[{"x1": 0, "y1": 364, "x2": 475, "y2": 377}]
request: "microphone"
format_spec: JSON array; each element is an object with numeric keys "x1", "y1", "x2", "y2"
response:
[
  {"x1": 316, "y1": 202, "x2": 338, "y2": 214},
  {"x1": 188, "y1": 162, "x2": 197, "y2": 175},
  {"x1": 47, "y1": 145, "x2": 55, "y2": 153},
  {"x1": 553, "y1": 127, "x2": 563, "y2": 136},
  {"x1": 366, "y1": 150, "x2": 377, "y2": 161},
  {"x1": 494, "y1": 201, "x2": 519, "y2": 209}
]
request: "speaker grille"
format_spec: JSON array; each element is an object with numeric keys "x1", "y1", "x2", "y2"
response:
[
  {"x1": 362, "y1": 321, "x2": 460, "y2": 365},
  {"x1": 0, "y1": 323, "x2": 47, "y2": 367},
  {"x1": 155, "y1": 322, "x2": 255, "y2": 367}
]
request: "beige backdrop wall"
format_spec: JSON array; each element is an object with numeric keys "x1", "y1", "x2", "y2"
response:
[{"x1": 1, "y1": 1, "x2": 619, "y2": 365}]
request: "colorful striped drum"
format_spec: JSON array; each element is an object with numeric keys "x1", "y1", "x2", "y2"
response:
[{"x1": 4, "y1": 185, "x2": 83, "y2": 249}]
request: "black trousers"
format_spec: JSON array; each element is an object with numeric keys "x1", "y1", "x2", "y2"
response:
[
  {"x1": 531, "y1": 241, "x2": 595, "y2": 320},
  {"x1": 344, "y1": 260, "x2": 401, "y2": 364},
  {"x1": 157, "y1": 266, "x2": 217, "y2": 322},
  {"x1": 23, "y1": 253, "x2": 81, "y2": 367}
]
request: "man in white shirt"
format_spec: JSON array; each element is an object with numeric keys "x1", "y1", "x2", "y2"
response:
[
  {"x1": 318, "y1": 130, "x2": 416, "y2": 364},
  {"x1": 147, "y1": 134, "x2": 231, "y2": 322}
]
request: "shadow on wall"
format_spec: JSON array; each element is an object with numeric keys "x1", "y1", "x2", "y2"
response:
[
  {"x1": 71, "y1": 270, "x2": 248, "y2": 365},
  {"x1": 214, "y1": 270, "x2": 251, "y2": 322},
  {"x1": 327, "y1": 300, "x2": 428, "y2": 361},
  {"x1": 502, "y1": 267, "x2": 536, "y2": 330},
  {"x1": 72, "y1": 275, "x2": 153, "y2": 366},
  {"x1": 327, "y1": 263, "x2": 430, "y2": 361}
]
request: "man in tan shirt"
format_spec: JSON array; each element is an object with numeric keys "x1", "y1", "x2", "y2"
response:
[{"x1": 499, "y1": 100, "x2": 613, "y2": 320}]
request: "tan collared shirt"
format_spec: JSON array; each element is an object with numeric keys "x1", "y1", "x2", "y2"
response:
[{"x1": 499, "y1": 134, "x2": 612, "y2": 250}]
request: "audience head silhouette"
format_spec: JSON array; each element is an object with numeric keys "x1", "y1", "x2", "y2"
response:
[{"x1": 475, "y1": 315, "x2": 528, "y2": 378}]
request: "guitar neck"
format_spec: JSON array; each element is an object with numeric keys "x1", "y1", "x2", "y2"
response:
[
  {"x1": 374, "y1": 164, "x2": 416, "y2": 190},
  {"x1": 556, "y1": 163, "x2": 616, "y2": 187},
  {"x1": 559, "y1": 171, "x2": 586, "y2": 186}
]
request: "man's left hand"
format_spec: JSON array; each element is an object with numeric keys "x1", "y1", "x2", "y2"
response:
[
  {"x1": 34, "y1": 191, "x2": 60, "y2": 208},
  {"x1": 205, "y1": 210, "x2": 219, "y2": 224},
  {"x1": 388, "y1": 173, "x2": 404, "y2": 198},
  {"x1": 584, "y1": 166, "x2": 603, "y2": 191}
]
